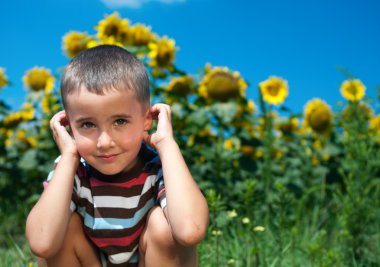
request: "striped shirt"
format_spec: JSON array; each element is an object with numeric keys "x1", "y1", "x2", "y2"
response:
[{"x1": 46, "y1": 144, "x2": 166, "y2": 266}]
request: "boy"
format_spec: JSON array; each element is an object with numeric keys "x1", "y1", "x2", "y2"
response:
[{"x1": 26, "y1": 45, "x2": 209, "y2": 267}]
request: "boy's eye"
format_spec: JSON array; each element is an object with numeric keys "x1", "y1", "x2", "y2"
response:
[
  {"x1": 81, "y1": 122, "x2": 95, "y2": 129},
  {"x1": 114, "y1": 119, "x2": 128, "y2": 126}
]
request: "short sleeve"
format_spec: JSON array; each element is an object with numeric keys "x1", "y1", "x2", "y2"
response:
[{"x1": 155, "y1": 166, "x2": 167, "y2": 209}]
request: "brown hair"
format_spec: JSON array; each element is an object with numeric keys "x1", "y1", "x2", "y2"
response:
[{"x1": 60, "y1": 45, "x2": 150, "y2": 109}]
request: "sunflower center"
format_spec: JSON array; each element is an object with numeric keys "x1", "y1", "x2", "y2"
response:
[
  {"x1": 29, "y1": 73, "x2": 48, "y2": 91},
  {"x1": 206, "y1": 73, "x2": 240, "y2": 101},
  {"x1": 309, "y1": 108, "x2": 331, "y2": 133},
  {"x1": 347, "y1": 85, "x2": 358, "y2": 96},
  {"x1": 156, "y1": 49, "x2": 172, "y2": 67},
  {"x1": 171, "y1": 82, "x2": 191, "y2": 96},
  {"x1": 267, "y1": 84, "x2": 280, "y2": 96},
  {"x1": 105, "y1": 24, "x2": 120, "y2": 37}
]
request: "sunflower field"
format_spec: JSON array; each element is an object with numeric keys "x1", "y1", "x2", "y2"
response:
[{"x1": 1, "y1": 13, "x2": 380, "y2": 267}]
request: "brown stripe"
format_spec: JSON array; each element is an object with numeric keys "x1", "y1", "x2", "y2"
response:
[
  {"x1": 84, "y1": 214, "x2": 147, "y2": 239},
  {"x1": 77, "y1": 187, "x2": 155, "y2": 219}
]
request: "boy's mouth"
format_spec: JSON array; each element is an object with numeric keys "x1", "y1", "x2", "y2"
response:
[{"x1": 97, "y1": 154, "x2": 118, "y2": 162}]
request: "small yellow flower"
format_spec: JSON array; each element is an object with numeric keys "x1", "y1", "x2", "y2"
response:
[
  {"x1": 187, "y1": 134, "x2": 195, "y2": 147},
  {"x1": 212, "y1": 229, "x2": 222, "y2": 236},
  {"x1": 253, "y1": 226, "x2": 265, "y2": 232},
  {"x1": 228, "y1": 259, "x2": 236, "y2": 265},
  {"x1": 255, "y1": 149, "x2": 264, "y2": 158},
  {"x1": 312, "y1": 139, "x2": 323, "y2": 150},
  {"x1": 148, "y1": 36, "x2": 177, "y2": 70},
  {"x1": 304, "y1": 98, "x2": 333, "y2": 135},
  {"x1": 62, "y1": 31, "x2": 90, "y2": 58},
  {"x1": 23, "y1": 67, "x2": 55, "y2": 93},
  {"x1": 246, "y1": 100, "x2": 256, "y2": 114},
  {"x1": 167, "y1": 76, "x2": 194, "y2": 96},
  {"x1": 0, "y1": 67, "x2": 9, "y2": 88},
  {"x1": 227, "y1": 209, "x2": 238, "y2": 219},
  {"x1": 5, "y1": 138, "x2": 12, "y2": 147},
  {"x1": 96, "y1": 12, "x2": 131, "y2": 45},
  {"x1": 242, "y1": 217, "x2": 250, "y2": 224},
  {"x1": 130, "y1": 24, "x2": 155, "y2": 46},
  {"x1": 273, "y1": 148, "x2": 283, "y2": 160},
  {"x1": 224, "y1": 139, "x2": 233, "y2": 150},
  {"x1": 311, "y1": 156, "x2": 320, "y2": 166},
  {"x1": 199, "y1": 66, "x2": 247, "y2": 102},
  {"x1": 322, "y1": 153, "x2": 330, "y2": 161},
  {"x1": 259, "y1": 76, "x2": 288, "y2": 105},
  {"x1": 340, "y1": 79, "x2": 365, "y2": 102}
]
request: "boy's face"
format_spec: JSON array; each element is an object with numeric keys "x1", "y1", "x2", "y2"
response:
[{"x1": 65, "y1": 87, "x2": 152, "y2": 175}]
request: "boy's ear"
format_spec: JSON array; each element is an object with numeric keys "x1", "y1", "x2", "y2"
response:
[{"x1": 144, "y1": 109, "x2": 153, "y2": 131}]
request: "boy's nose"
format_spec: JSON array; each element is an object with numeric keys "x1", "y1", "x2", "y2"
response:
[{"x1": 97, "y1": 131, "x2": 114, "y2": 150}]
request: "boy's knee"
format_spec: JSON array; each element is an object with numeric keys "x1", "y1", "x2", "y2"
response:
[
  {"x1": 142, "y1": 206, "x2": 175, "y2": 249},
  {"x1": 45, "y1": 213, "x2": 100, "y2": 267}
]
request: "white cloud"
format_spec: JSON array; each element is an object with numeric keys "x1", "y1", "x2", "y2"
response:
[{"x1": 100, "y1": 0, "x2": 185, "y2": 9}]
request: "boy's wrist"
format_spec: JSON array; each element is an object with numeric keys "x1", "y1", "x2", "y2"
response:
[
  {"x1": 155, "y1": 137, "x2": 177, "y2": 154},
  {"x1": 60, "y1": 152, "x2": 80, "y2": 166}
]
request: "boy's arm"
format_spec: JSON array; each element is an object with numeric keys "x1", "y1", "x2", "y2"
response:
[
  {"x1": 144, "y1": 104, "x2": 209, "y2": 246},
  {"x1": 26, "y1": 110, "x2": 79, "y2": 258}
]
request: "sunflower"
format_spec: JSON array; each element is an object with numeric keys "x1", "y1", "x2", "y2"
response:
[
  {"x1": 148, "y1": 36, "x2": 177, "y2": 70},
  {"x1": 276, "y1": 117, "x2": 299, "y2": 135},
  {"x1": 304, "y1": 98, "x2": 333, "y2": 134},
  {"x1": 199, "y1": 66, "x2": 247, "y2": 102},
  {"x1": 0, "y1": 67, "x2": 8, "y2": 88},
  {"x1": 3, "y1": 103, "x2": 35, "y2": 127},
  {"x1": 167, "y1": 76, "x2": 194, "y2": 96},
  {"x1": 240, "y1": 145, "x2": 255, "y2": 157},
  {"x1": 16, "y1": 129, "x2": 37, "y2": 148},
  {"x1": 369, "y1": 115, "x2": 380, "y2": 133},
  {"x1": 41, "y1": 94, "x2": 60, "y2": 114},
  {"x1": 341, "y1": 102, "x2": 374, "y2": 122},
  {"x1": 340, "y1": 79, "x2": 365, "y2": 102},
  {"x1": 259, "y1": 76, "x2": 288, "y2": 105},
  {"x1": 96, "y1": 12, "x2": 131, "y2": 45},
  {"x1": 130, "y1": 24, "x2": 155, "y2": 46},
  {"x1": 62, "y1": 31, "x2": 90, "y2": 58},
  {"x1": 23, "y1": 67, "x2": 55, "y2": 92}
]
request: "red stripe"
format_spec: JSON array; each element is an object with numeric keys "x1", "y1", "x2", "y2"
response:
[
  {"x1": 90, "y1": 224, "x2": 145, "y2": 247},
  {"x1": 90, "y1": 172, "x2": 149, "y2": 188}
]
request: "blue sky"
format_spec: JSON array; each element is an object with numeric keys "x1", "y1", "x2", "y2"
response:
[{"x1": 1, "y1": 0, "x2": 379, "y2": 113}]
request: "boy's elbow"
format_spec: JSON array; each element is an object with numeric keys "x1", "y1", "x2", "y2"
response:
[
  {"x1": 27, "y1": 236, "x2": 58, "y2": 259},
  {"x1": 175, "y1": 220, "x2": 209, "y2": 246},
  {"x1": 26, "y1": 225, "x2": 59, "y2": 258}
]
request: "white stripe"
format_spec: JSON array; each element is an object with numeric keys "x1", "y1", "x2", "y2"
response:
[
  {"x1": 160, "y1": 197, "x2": 167, "y2": 209},
  {"x1": 70, "y1": 201, "x2": 76, "y2": 212},
  {"x1": 109, "y1": 246, "x2": 138, "y2": 264},
  {"x1": 93, "y1": 175, "x2": 155, "y2": 209},
  {"x1": 78, "y1": 186, "x2": 93, "y2": 204},
  {"x1": 94, "y1": 195, "x2": 140, "y2": 209}
]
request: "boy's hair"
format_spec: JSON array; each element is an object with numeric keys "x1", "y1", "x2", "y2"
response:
[{"x1": 60, "y1": 45, "x2": 150, "y2": 109}]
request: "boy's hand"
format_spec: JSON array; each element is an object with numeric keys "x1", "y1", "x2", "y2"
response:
[
  {"x1": 50, "y1": 110, "x2": 79, "y2": 159},
  {"x1": 144, "y1": 103, "x2": 174, "y2": 151}
]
